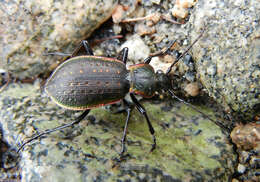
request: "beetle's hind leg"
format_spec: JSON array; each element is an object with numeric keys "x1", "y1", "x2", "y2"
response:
[
  {"x1": 43, "y1": 52, "x2": 72, "y2": 56},
  {"x1": 71, "y1": 40, "x2": 94, "y2": 57},
  {"x1": 43, "y1": 40, "x2": 94, "y2": 57},
  {"x1": 120, "y1": 99, "x2": 132, "y2": 156},
  {"x1": 18, "y1": 109, "x2": 90, "y2": 153}
]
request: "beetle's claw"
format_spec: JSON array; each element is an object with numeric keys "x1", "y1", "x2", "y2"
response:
[
  {"x1": 120, "y1": 142, "x2": 127, "y2": 156},
  {"x1": 119, "y1": 144, "x2": 130, "y2": 161},
  {"x1": 150, "y1": 144, "x2": 156, "y2": 153},
  {"x1": 150, "y1": 135, "x2": 156, "y2": 152}
]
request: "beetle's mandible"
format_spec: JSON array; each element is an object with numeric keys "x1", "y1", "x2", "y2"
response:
[{"x1": 18, "y1": 31, "x2": 205, "y2": 155}]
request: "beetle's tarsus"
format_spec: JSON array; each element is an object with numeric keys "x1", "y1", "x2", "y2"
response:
[{"x1": 120, "y1": 143, "x2": 126, "y2": 156}]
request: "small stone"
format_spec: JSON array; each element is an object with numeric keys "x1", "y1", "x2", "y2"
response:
[
  {"x1": 120, "y1": 35, "x2": 150, "y2": 62},
  {"x1": 230, "y1": 123, "x2": 260, "y2": 151},
  {"x1": 207, "y1": 65, "x2": 217, "y2": 76},
  {"x1": 171, "y1": 6, "x2": 188, "y2": 19},
  {"x1": 176, "y1": 0, "x2": 197, "y2": 9},
  {"x1": 112, "y1": 5, "x2": 125, "y2": 23},
  {"x1": 151, "y1": 0, "x2": 161, "y2": 5},
  {"x1": 184, "y1": 71, "x2": 196, "y2": 82},
  {"x1": 237, "y1": 163, "x2": 246, "y2": 174},
  {"x1": 232, "y1": 179, "x2": 239, "y2": 182},
  {"x1": 149, "y1": 57, "x2": 172, "y2": 73},
  {"x1": 149, "y1": 12, "x2": 161, "y2": 24},
  {"x1": 113, "y1": 24, "x2": 122, "y2": 34},
  {"x1": 184, "y1": 82, "x2": 200, "y2": 96},
  {"x1": 135, "y1": 23, "x2": 156, "y2": 36}
]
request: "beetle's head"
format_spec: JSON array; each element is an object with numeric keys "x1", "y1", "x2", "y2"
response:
[{"x1": 155, "y1": 70, "x2": 171, "y2": 91}]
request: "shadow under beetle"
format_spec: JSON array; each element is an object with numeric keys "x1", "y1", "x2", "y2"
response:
[{"x1": 18, "y1": 31, "x2": 211, "y2": 155}]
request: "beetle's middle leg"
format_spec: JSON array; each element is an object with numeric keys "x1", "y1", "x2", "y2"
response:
[
  {"x1": 130, "y1": 93, "x2": 156, "y2": 152},
  {"x1": 143, "y1": 40, "x2": 176, "y2": 64}
]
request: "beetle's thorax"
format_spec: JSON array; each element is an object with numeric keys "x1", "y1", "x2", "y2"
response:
[{"x1": 128, "y1": 63, "x2": 170, "y2": 98}]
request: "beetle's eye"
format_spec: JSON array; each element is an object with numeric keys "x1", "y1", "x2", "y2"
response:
[{"x1": 156, "y1": 70, "x2": 163, "y2": 74}]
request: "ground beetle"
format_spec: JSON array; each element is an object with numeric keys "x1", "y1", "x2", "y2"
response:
[{"x1": 18, "y1": 31, "x2": 210, "y2": 155}]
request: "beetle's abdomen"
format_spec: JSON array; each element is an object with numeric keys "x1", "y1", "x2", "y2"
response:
[{"x1": 45, "y1": 56, "x2": 129, "y2": 110}]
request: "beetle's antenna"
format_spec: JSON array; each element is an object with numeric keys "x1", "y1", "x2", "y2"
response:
[
  {"x1": 166, "y1": 30, "x2": 205, "y2": 75},
  {"x1": 168, "y1": 89, "x2": 230, "y2": 133}
]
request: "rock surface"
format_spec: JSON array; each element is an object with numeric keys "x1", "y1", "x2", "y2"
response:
[
  {"x1": 0, "y1": 0, "x2": 117, "y2": 79},
  {"x1": 0, "y1": 83, "x2": 236, "y2": 181},
  {"x1": 189, "y1": 0, "x2": 260, "y2": 119}
]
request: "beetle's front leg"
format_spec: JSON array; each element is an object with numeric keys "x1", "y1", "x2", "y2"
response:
[{"x1": 143, "y1": 40, "x2": 176, "y2": 64}]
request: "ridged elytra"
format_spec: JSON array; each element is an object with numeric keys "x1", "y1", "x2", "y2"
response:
[
  {"x1": 45, "y1": 56, "x2": 130, "y2": 110},
  {"x1": 18, "y1": 32, "x2": 217, "y2": 156}
]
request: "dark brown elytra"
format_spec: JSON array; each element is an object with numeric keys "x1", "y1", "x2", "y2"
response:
[{"x1": 18, "y1": 31, "x2": 220, "y2": 156}]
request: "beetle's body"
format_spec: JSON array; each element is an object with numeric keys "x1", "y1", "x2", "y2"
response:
[
  {"x1": 45, "y1": 56, "x2": 170, "y2": 110},
  {"x1": 19, "y1": 33, "x2": 205, "y2": 154}
]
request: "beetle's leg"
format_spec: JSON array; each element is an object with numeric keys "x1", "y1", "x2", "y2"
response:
[
  {"x1": 72, "y1": 40, "x2": 94, "y2": 57},
  {"x1": 43, "y1": 52, "x2": 72, "y2": 56},
  {"x1": 143, "y1": 40, "x2": 176, "y2": 64},
  {"x1": 43, "y1": 40, "x2": 94, "y2": 57},
  {"x1": 117, "y1": 47, "x2": 128, "y2": 64},
  {"x1": 120, "y1": 99, "x2": 132, "y2": 155},
  {"x1": 18, "y1": 109, "x2": 90, "y2": 153},
  {"x1": 130, "y1": 93, "x2": 156, "y2": 152}
]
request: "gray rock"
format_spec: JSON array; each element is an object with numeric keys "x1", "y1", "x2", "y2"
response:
[
  {"x1": 189, "y1": 0, "x2": 260, "y2": 119},
  {"x1": 0, "y1": 0, "x2": 118, "y2": 79}
]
